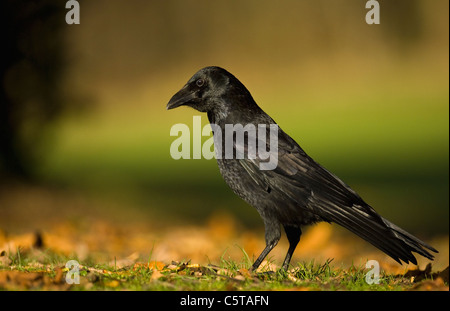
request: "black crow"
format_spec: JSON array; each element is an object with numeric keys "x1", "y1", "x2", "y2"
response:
[{"x1": 167, "y1": 66, "x2": 438, "y2": 271}]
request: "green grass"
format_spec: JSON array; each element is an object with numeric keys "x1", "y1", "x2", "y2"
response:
[{"x1": 0, "y1": 249, "x2": 439, "y2": 291}]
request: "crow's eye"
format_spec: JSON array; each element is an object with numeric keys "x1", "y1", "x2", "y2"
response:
[{"x1": 196, "y1": 78, "x2": 205, "y2": 87}]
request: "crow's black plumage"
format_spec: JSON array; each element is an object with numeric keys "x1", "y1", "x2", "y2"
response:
[{"x1": 167, "y1": 66, "x2": 438, "y2": 271}]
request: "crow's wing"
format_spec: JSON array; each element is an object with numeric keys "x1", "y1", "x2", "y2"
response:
[
  {"x1": 234, "y1": 127, "x2": 367, "y2": 213},
  {"x1": 235, "y1": 127, "x2": 437, "y2": 264}
]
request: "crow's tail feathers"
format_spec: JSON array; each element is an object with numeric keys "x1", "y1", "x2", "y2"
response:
[
  {"x1": 320, "y1": 203, "x2": 438, "y2": 265},
  {"x1": 380, "y1": 217, "x2": 438, "y2": 264}
]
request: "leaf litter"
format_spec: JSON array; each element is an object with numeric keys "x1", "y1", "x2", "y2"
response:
[{"x1": 0, "y1": 216, "x2": 448, "y2": 291}]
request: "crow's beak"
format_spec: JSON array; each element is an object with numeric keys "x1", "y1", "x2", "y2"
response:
[{"x1": 166, "y1": 85, "x2": 198, "y2": 110}]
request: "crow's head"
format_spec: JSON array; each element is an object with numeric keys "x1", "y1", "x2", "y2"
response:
[{"x1": 167, "y1": 66, "x2": 254, "y2": 117}]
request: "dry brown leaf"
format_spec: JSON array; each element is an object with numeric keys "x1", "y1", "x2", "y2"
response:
[
  {"x1": 150, "y1": 261, "x2": 166, "y2": 270},
  {"x1": 404, "y1": 263, "x2": 433, "y2": 282},
  {"x1": 0, "y1": 271, "x2": 42, "y2": 289},
  {"x1": 110, "y1": 252, "x2": 139, "y2": 269},
  {"x1": 166, "y1": 264, "x2": 178, "y2": 270},
  {"x1": 435, "y1": 266, "x2": 449, "y2": 283},
  {"x1": 186, "y1": 263, "x2": 200, "y2": 269},
  {"x1": 255, "y1": 260, "x2": 278, "y2": 273},
  {"x1": 287, "y1": 273, "x2": 299, "y2": 283},
  {"x1": 151, "y1": 270, "x2": 163, "y2": 281},
  {"x1": 0, "y1": 270, "x2": 70, "y2": 290},
  {"x1": 0, "y1": 233, "x2": 35, "y2": 255},
  {"x1": 216, "y1": 267, "x2": 231, "y2": 276},
  {"x1": 53, "y1": 267, "x2": 64, "y2": 283},
  {"x1": 238, "y1": 268, "x2": 252, "y2": 278},
  {"x1": 0, "y1": 254, "x2": 12, "y2": 267},
  {"x1": 105, "y1": 280, "x2": 120, "y2": 288},
  {"x1": 409, "y1": 277, "x2": 449, "y2": 291}
]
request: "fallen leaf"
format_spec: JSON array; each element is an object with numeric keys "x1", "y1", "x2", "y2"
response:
[
  {"x1": 166, "y1": 264, "x2": 179, "y2": 271},
  {"x1": 105, "y1": 280, "x2": 120, "y2": 288},
  {"x1": 404, "y1": 263, "x2": 433, "y2": 283},
  {"x1": 435, "y1": 266, "x2": 449, "y2": 283},
  {"x1": 238, "y1": 268, "x2": 252, "y2": 278},
  {"x1": 287, "y1": 273, "x2": 299, "y2": 283},
  {"x1": 409, "y1": 277, "x2": 449, "y2": 291},
  {"x1": 53, "y1": 267, "x2": 64, "y2": 283},
  {"x1": 150, "y1": 261, "x2": 166, "y2": 270},
  {"x1": 151, "y1": 270, "x2": 163, "y2": 281},
  {"x1": 0, "y1": 254, "x2": 12, "y2": 267},
  {"x1": 110, "y1": 252, "x2": 139, "y2": 269},
  {"x1": 0, "y1": 271, "x2": 68, "y2": 290},
  {"x1": 255, "y1": 260, "x2": 278, "y2": 273},
  {"x1": 132, "y1": 261, "x2": 166, "y2": 271},
  {"x1": 186, "y1": 263, "x2": 200, "y2": 269}
]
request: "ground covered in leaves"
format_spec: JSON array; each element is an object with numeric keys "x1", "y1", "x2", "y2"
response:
[
  {"x1": 0, "y1": 184, "x2": 448, "y2": 291},
  {"x1": 0, "y1": 221, "x2": 448, "y2": 291},
  {"x1": 0, "y1": 252, "x2": 449, "y2": 291}
]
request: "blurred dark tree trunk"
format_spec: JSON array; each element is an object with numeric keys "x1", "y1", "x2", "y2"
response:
[{"x1": 1, "y1": 0, "x2": 67, "y2": 181}]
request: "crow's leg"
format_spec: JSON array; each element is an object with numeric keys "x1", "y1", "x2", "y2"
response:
[
  {"x1": 281, "y1": 225, "x2": 302, "y2": 271},
  {"x1": 251, "y1": 219, "x2": 280, "y2": 271}
]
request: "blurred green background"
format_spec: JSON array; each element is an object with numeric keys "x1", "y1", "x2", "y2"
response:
[{"x1": 1, "y1": 0, "x2": 448, "y2": 236}]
